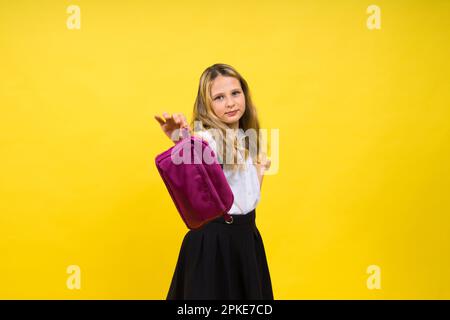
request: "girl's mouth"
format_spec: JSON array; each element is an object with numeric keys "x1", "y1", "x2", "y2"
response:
[{"x1": 226, "y1": 110, "x2": 238, "y2": 117}]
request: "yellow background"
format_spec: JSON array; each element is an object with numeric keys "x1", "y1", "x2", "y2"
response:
[{"x1": 1, "y1": 0, "x2": 449, "y2": 299}]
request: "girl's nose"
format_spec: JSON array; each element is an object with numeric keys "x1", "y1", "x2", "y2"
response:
[{"x1": 226, "y1": 97, "x2": 235, "y2": 107}]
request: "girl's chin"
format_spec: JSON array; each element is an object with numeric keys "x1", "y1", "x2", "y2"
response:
[{"x1": 222, "y1": 117, "x2": 240, "y2": 126}]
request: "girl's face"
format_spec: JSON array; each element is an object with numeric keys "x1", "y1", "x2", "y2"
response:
[{"x1": 210, "y1": 75, "x2": 246, "y2": 129}]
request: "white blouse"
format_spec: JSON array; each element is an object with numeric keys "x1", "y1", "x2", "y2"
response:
[{"x1": 194, "y1": 129, "x2": 261, "y2": 215}]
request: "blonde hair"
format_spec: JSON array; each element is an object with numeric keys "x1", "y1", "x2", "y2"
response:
[{"x1": 190, "y1": 63, "x2": 263, "y2": 172}]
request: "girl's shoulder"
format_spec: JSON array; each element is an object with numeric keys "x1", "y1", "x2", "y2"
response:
[
  {"x1": 193, "y1": 129, "x2": 214, "y2": 143},
  {"x1": 193, "y1": 129, "x2": 218, "y2": 152},
  {"x1": 193, "y1": 128, "x2": 246, "y2": 141},
  {"x1": 192, "y1": 129, "x2": 212, "y2": 139}
]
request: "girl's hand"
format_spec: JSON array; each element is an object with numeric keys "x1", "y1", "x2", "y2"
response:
[
  {"x1": 154, "y1": 112, "x2": 191, "y2": 143},
  {"x1": 255, "y1": 155, "x2": 271, "y2": 190}
]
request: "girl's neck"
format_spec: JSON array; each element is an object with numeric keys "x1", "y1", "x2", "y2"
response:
[{"x1": 227, "y1": 121, "x2": 239, "y2": 130}]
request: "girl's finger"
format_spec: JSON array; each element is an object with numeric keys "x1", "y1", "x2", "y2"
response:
[
  {"x1": 165, "y1": 114, "x2": 177, "y2": 126},
  {"x1": 154, "y1": 115, "x2": 165, "y2": 126},
  {"x1": 180, "y1": 114, "x2": 188, "y2": 127},
  {"x1": 173, "y1": 113, "x2": 181, "y2": 125},
  {"x1": 162, "y1": 112, "x2": 171, "y2": 121}
]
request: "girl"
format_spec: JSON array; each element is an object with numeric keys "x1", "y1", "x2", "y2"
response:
[{"x1": 154, "y1": 63, "x2": 273, "y2": 300}]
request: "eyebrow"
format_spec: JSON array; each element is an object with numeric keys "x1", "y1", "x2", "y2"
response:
[{"x1": 211, "y1": 88, "x2": 242, "y2": 99}]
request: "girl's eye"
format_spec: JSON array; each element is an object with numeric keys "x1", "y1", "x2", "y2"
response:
[{"x1": 214, "y1": 91, "x2": 240, "y2": 100}]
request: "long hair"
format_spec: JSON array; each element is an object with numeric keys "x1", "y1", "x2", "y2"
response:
[{"x1": 190, "y1": 63, "x2": 262, "y2": 172}]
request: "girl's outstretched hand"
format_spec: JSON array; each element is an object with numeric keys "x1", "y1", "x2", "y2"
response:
[{"x1": 154, "y1": 112, "x2": 191, "y2": 143}]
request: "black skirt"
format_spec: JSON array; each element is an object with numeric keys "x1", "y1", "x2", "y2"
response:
[{"x1": 166, "y1": 209, "x2": 274, "y2": 300}]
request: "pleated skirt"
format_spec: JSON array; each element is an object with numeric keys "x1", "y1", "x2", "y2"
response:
[{"x1": 166, "y1": 209, "x2": 274, "y2": 300}]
